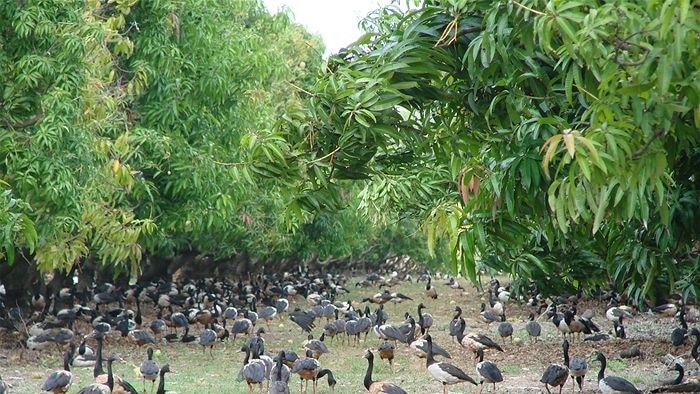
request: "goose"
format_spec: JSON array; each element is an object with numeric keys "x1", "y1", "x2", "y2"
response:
[
  {"x1": 564, "y1": 339, "x2": 588, "y2": 391},
  {"x1": 690, "y1": 328, "x2": 700, "y2": 366},
  {"x1": 596, "y1": 352, "x2": 642, "y2": 394},
  {"x1": 406, "y1": 317, "x2": 451, "y2": 362},
  {"x1": 425, "y1": 334, "x2": 477, "y2": 394},
  {"x1": 129, "y1": 330, "x2": 156, "y2": 350},
  {"x1": 540, "y1": 342, "x2": 569, "y2": 394},
  {"x1": 550, "y1": 305, "x2": 571, "y2": 339},
  {"x1": 291, "y1": 350, "x2": 321, "y2": 394},
  {"x1": 96, "y1": 352, "x2": 140, "y2": 394},
  {"x1": 475, "y1": 348, "x2": 503, "y2": 394},
  {"x1": 479, "y1": 303, "x2": 501, "y2": 325},
  {"x1": 650, "y1": 362, "x2": 700, "y2": 392},
  {"x1": 525, "y1": 312, "x2": 542, "y2": 342},
  {"x1": 42, "y1": 351, "x2": 73, "y2": 393},
  {"x1": 497, "y1": 318, "x2": 513, "y2": 344},
  {"x1": 658, "y1": 363, "x2": 684, "y2": 387},
  {"x1": 606, "y1": 297, "x2": 634, "y2": 323},
  {"x1": 199, "y1": 324, "x2": 217, "y2": 357},
  {"x1": 671, "y1": 308, "x2": 689, "y2": 346},
  {"x1": 373, "y1": 315, "x2": 407, "y2": 344},
  {"x1": 449, "y1": 306, "x2": 463, "y2": 343},
  {"x1": 456, "y1": 318, "x2": 504, "y2": 360},
  {"x1": 156, "y1": 364, "x2": 178, "y2": 394},
  {"x1": 388, "y1": 292, "x2": 412, "y2": 305},
  {"x1": 232, "y1": 317, "x2": 254, "y2": 340},
  {"x1": 447, "y1": 277, "x2": 464, "y2": 290},
  {"x1": 77, "y1": 354, "x2": 117, "y2": 394},
  {"x1": 304, "y1": 334, "x2": 330, "y2": 360},
  {"x1": 269, "y1": 351, "x2": 291, "y2": 394},
  {"x1": 289, "y1": 309, "x2": 315, "y2": 333},
  {"x1": 377, "y1": 341, "x2": 395, "y2": 371},
  {"x1": 258, "y1": 305, "x2": 278, "y2": 328},
  {"x1": 240, "y1": 343, "x2": 266, "y2": 393},
  {"x1": 488, "y1": 290, "x2": 504, "y2": 316},
  {"x1": 76, "y1": 383, "x2": 111, "y2": 394},
  {"x1": 653, "y1": 303, "x2": 679, "y2": 318},
  {"x1": 140, "y1": 347, "x2": 159, "y2": 394},
  {"x1": 425, "y1": 277, "x2": 438, "y2": 300},
  {"x1": 416, "y1": 303, "x2": 433, "y2": 334},
  {"x1": 362, "y1": 350, "x2": 408, "y2": 393},
  {"x1": 315, "y1": 369, "x2": 336, "y2": 391}
]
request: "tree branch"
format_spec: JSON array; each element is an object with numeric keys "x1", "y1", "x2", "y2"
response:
[
  {"x1": 2, "y1": 109, "x2": 44, "y2": 129},
  {"x1": 437, "y1": 25, "x2": 484, "y2": 47},
  {"x1": 632, "y1": 129, "x2": 666, "y2": 159}
]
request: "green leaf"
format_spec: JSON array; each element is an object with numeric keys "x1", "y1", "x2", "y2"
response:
[{"x1": 592, "y1": 185, "x2": 610, "y2": 234}]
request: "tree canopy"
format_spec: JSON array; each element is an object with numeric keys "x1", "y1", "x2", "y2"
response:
[
  {"x1": 2, "y1": 0, "x2": 698, "y2": 302},
  {"x1": 264, "y1": 0, "x2": 699, "y2": 301},
  {"x1": 1, "y1": 0, "x2": 439, "y2": 286}
]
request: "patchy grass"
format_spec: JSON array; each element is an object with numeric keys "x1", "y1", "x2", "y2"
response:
[{"x1": 0, "y1": 278, "x2": 693, "y2": 393}]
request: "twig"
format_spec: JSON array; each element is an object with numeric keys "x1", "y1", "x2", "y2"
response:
[
  {"x1": 287, "y1": 81, "x2": 316, "y2": 97},
  {"x1": 307, "y1": 146, "x2": 341, "y2": 166},
  {"x1": 437, "y1": 25, "x2": 484, "y2": 47},
  {"x1": 3, "y1": 109, "x2": 44, "y2": 129},
  {"x1": 511, "y1": 0, "x2": 547, "y2": 16},
  {"x1": 211, "y1": 159, "x2": 250, "y2": 167},
  {"x1": 632, "y1": 129, "x2": 666, "y2": 159}
]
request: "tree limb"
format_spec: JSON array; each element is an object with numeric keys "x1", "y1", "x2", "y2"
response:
[
  {"x1": 632, "y1": 129, "x2": 666, "y2": 159},
  {"x1": 2, "y1": 110, "x2": 44, "y2": 129},
  {"x1": 437, "y1": 25, "x2": 484, "y2": 47}
]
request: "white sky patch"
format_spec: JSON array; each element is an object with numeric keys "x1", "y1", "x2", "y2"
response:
[{"x1": 261, "y1": 0, "x2": 395, "y2": 57}]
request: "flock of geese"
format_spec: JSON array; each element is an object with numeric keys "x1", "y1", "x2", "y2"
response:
[{"x1": 0, "y1": 272, "x2": 699, "y2": 394}]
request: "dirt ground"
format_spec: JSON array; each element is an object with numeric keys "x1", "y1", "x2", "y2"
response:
[{"x1": 1, "y1": 277, "x2": 698, "y2": 393}]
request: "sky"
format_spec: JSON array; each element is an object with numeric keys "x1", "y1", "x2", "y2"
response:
[{"x1": 261, "y1": 0, "x2": 396, "y2": 56}]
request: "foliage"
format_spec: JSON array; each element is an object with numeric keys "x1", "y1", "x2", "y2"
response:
[
  {"x1": 2, "y1": 0, "x2": 424, "y2": 278},
  {"x1": 268, "y1": 0, "x2": 699, "y2": 301}
]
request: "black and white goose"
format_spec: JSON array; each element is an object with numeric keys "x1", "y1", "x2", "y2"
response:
[
  {"x1": 425, "y1": 334, "x2": 477, "y2": 394},
  {"x1": 652, "y1": 303, "x2": 679, "y2": 318},
  {"x1": 456, "y1": 318, "x2": 504, "y2": 361},
  {"x1": 373, "y1": 315, "x2": 407, "y2": 344},
  {"x1": 156, "y1": 364, "x2": 178, "y2": 394},
  {"x1": 240, "y1": 344, "x2": 266, "y2": 393},
  {"x1": 671, "y1": 307, "x2": 689, "y2": 346},
  {"x1": 377, "y1": 340, "x2": 395, "y2": 371},
  {"x1": 540, "y1": 339, "x2": 570, "y2": 394},
  {"x1": 304, "y1": 334, "x2": 331, "y2": 360},
  {"x1": 497, "y1": 316, "x2": 513, "y2": 344},
  {"x1": 525, "y1": 312, "x2": 542, "y2": 342},
  {"x1": 291, "y1": 350, "x2": 321, "y2": 394},
  {"x1": 650, "y1": 362, "x2": 700, "y2": 393},
  {"x1": 406, "y1": 317, "x2": 451, "y2": 362},
  {"x1": 416, "y1": 303, "x2": 433, "y2": 334},
  {"x1": 363, "y1": 350, "x2": 407, "y2": 394},
  {"x1": 448, "y1": 306, "x2": 463, "y2": 343},
  {"x1": 564, "y1": 339, "x2": 587, "y2": 392},
  {"x1": 479, "y1": 303, "x2": 501, "y2": 324},
  {"x1": 270, "y1": 351, "x2": 291, "y2": 394},
  {"x1": 475, "y1": 348, "x2": 503, "y2": 394},
  {"x1": 595, "y1": 352, "x2": 642, "y2": 394},
  {"x1": 425, "y1": 277, "x2": 438, "y2": 300},
  {"x1": 42, "y1": 351, "x2": 73, "y2": 394},
  {"x1": 690, "y1": 328, "x2": 700, "y2": 366},
  {"x1": 140, "y1": 347, "x2": 159, "y2": 394}
]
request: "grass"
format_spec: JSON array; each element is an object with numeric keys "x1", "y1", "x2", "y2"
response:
[{"x1": 0, "y1": 278, "x2": 682, "y2": 393}]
